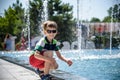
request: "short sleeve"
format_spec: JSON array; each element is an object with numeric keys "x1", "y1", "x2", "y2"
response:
[
  {"x1": 34, "y1": 38, "x2": 45, "y2": 51},
  {"x1": 53, "y1": 39, "x2": 60, "y2": 51}
]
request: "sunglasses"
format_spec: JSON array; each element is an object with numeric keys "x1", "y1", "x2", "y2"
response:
[{"x1": 46, "y1": 30, "x2": 57, "y2": 33}]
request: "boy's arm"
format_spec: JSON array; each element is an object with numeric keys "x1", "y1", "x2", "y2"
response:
[
  {"x1": 34, "y1": 51, "x2": 47, "y2": 61},
  {"x1": 55, "y1": 51, "x2": 67, "y2": 62},
  {"x1": 55, "y1": 51, "x2": 73, "y2": 66},
  {"x1": 34, "y1": 50, "x2": 55, "y2": 64}
]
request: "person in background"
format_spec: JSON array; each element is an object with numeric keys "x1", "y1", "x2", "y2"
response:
[
  {"x1": 29, "y1": 20, "x2": 73, "y2": 80},
  {"x1": 4, "y1": 33, "x2": 12, "y2": 51}
]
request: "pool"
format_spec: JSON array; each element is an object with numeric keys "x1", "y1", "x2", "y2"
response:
[{"x1": 0, "y1": 49, "x2": 120, "y2": 80}]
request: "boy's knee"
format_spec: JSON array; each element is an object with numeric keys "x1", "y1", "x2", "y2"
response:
[
  {"x1": 54, "y1": 64, "x2": 58, "y2": 69},
  {"x1": 53, "y1": 62, "x2": 58, "y2": 69}
]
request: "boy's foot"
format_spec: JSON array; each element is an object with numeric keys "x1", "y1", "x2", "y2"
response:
[
  {"x1": 35, "y1": 69, "x2": 53, "y2": 80},
  {"x1": 40, "y1": 74, "x2": 51, "y2": 80},
  {"x1": 35, "y1": 68, "x2": 44, "y2": 76}
]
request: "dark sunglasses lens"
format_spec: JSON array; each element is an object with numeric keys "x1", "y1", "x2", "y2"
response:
[
  {"x1": 47, "y1": 30, "x2": 56, "y2": 33},
  {"x1": 47, "y1": 30, "x2": 51, "y2": 33},
  {"x1": 52, "y1": 30, "x2": 56, "y2": 33}
]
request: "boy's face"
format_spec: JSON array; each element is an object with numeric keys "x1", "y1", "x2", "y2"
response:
[{"x1": 44, "y1": 27, "x2": 57, "y2": 40}]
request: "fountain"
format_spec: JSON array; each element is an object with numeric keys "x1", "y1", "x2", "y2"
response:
[
  {"x1": 25, "y1": 0, "x2": 30, "y2": 50},
  {"x1": 76, "y1": 0, "x2": 95, "y2": 50},
  {"x1": 0, "y1": 0, "x2": 120, "y2": 80},
  {"x1": 38, "y1": 0, "x2": 48, "y2": 37},
  {"x1": 43, "y1": 0, "x2": 48, "y2": 21},
  {"x1": 110, "y1": 6, "x2": 113, "y2": 54}
]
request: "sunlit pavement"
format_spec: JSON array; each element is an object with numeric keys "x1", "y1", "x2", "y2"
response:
[
  {"x1": 0, "y1": 59, "x2": 40, "y2": 80},
  {"x1": 0, "y1": 58, "x2": 88, "y2": 80}
]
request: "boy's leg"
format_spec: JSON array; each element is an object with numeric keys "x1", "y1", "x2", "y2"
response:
[
  {"x1": 44, "y1": 51, "x2": 58, "y2": 70},
  {"x1": 43, "y1": 51, "x2": 59, "y2": 74},
  {"x1": 43, "y1": 51, "x2": 53, "y2": 75},
  {"x1": 41, "y1": 51, "x2": 59, "y2": 80},
  {"x1": 50, "y1": 60, "x2": 58, "y2": 69}
]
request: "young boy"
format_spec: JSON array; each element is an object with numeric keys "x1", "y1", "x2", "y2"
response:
[{"x1": 29, "y1": 20, "x2": 73, "y2": 80}]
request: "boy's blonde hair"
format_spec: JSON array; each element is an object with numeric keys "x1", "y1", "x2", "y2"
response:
[{"x1": 42, "y1": 21, "x2": 58, "y2": 30}]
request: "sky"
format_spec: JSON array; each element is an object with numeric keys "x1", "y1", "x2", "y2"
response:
[{"x1": 0, "y1": 0, "x2": 120, "y2": 21}]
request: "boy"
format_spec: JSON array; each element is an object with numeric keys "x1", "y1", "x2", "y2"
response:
[{"x1": 29, "y1": 20, "x2": 73, "y2": 80}]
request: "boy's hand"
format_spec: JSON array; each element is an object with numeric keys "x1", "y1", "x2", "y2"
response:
[{"x1": 66, "y1": 60, "x2": 73, "y2": 66}]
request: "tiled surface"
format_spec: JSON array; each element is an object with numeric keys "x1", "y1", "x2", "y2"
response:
[{"x1": 0, "y1": 59, "x2": 40, "y2": 80}]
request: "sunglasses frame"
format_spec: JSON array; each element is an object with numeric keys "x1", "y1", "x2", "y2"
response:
[{"x1": 46, "y1": 30, "x2": 57, "y2": 34}]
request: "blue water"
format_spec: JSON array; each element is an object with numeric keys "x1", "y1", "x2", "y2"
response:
[
  {"x1": 58, "y1": 58, "x2": 120, "y2": 80},
  {"x1": 0, "y1": 50, "x2": 120, "y2": 80}
]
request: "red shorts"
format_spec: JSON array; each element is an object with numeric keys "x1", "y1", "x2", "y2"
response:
[{"x1": 29, "y1": 51, "x2": 45, "y2": 69}]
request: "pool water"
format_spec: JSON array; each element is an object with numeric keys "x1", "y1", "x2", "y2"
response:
[
  {"x1": 0, "y1": 49, "x2": 120, "y2": 80},
  {"x1": 58, "y1": 58, "x2": 120, "y2": 80},
  {"x1": 57, "y1": 50, "x2": 120, "y2": 80}
]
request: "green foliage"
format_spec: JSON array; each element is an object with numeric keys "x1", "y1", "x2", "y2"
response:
[
  {"x1": 92, "y1": 35, "x2": 120, "y2": 49},
  {"x1": 0, "y1": 0, "x2": 25, "y2": 45},
  {"x1": 0, "y1": 17, "x2": 8, "y2": 33},
  {"x1": 103, "y1": 3, "x2": 120, "y2": 22},
  {"x1": 4, "y1": 7, "x2": 16, "y2": 34},
  {"x1": 90, "y1": 17, "x2": 101, "y2": 22},
  {"x1": 12, "y1": 0, "x2": 25, "y2": 38},
  {"x1": 112, "y1": 4, "x2": 120, "y2": 22},
  {"x1": 102, "y1": 16, "x2": 111, "y2": 22},
  {"x1": 29, "y1": 0, "x2": 43, "y2": 36}
]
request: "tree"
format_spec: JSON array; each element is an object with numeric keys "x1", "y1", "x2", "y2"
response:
[
  {"x1": 0, "y1": 0, "x2": 25, "y2": 46},
  {"x1": 2, "y1": 0, "x2": 25, "y2": 37},
  {"x1": 90, "y1": 17, "x2": 101, "y2": 22},
  {"x1": 0, "y1": 16, "x2": 9, "y2": 50},
  {"x1": 102, "y1": 16, "x2": 111, "y2": 22},
  {"x1": 29, "y1": 0, "x2": 43, "y2": 36},
  {"x1": 4, "y1": 7, "x2": 16, "y2": 35},
  {"x1": 110, "y1": 4, "x2": 120, "y2": 22},
  {"x1": 103, "y1": 3, "x2": 120, "y2": 22},
  {"x1": 0, "y1": 7, "x2": 17, "y2": 50},
  {"x1": 12, "y1": 0, "x2": 25, "y2": 41}
]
